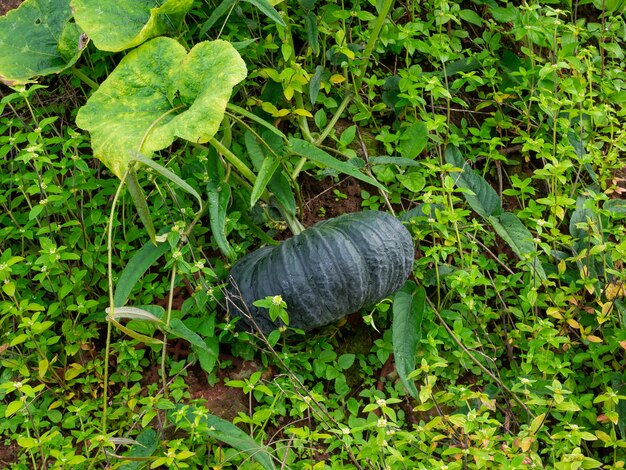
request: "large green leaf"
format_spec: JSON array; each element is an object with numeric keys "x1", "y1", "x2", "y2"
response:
[
  {"x1": 76, "y1": 37, "x2": 247, "y2": 179},
  {"x1": 70, "y1": 0, "x2": 193, "y2": 52},
  {"x1": 0, "y1": 0, "x2": 87, "y2": 85},
  {"x1": 445, "y1": 146, "x2": 503, "y2": 218},
  {"x1": 392, "y1": 282, "x2": 424, "y2": 399}
]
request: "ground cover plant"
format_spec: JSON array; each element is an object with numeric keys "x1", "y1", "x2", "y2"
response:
[{"x1": 1, "y1": 0, "x2": 625, "y2": 468}]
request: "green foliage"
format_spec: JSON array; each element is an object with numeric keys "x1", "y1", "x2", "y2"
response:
[
  {"x1": 2, "y1": 0, "x2": 626, "y2": 467},
  {"x1": 0, "y1": 0, "x2": 87, "y2": 85}
]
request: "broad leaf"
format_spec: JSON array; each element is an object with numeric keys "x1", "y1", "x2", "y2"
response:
[
  {"x1": 399, "y1": 122, "x2": 428, "y2": 159},
  {"x1": 392, "y1": 282, "x2": 425, "y2": 399},
  {"x1": 170, "y1": 405, "x2": 277, "y2": 470},
  {"x1": 489, "y1": 212, "x2": 546, "y2": 281},
  {"x1": 288, "y1": 137, "x2": 386, "y2": 191},
  {"x1": 445, "y1": 146, "x2": 503, "y2": 218},
  {"x1": 70, "y1": 0, "x2": 193, "y2": 52},
  {"x1": 0, "y1": 0, "x2": 87, "y2": 85},
  {"x1": 76, "y1": 37, "x2": 247, "y2": 179}
]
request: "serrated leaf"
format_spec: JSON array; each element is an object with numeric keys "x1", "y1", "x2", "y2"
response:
[
  {"x1": 76, "y1": 37, "x2": 247, "y2": 179},
  {"x1": 445, "y1": 146, "x2": 502, "y2": 218},
  {"x1": 114, "y1": 238, "x2": 170, "y2": 308},
  {"x1": 71, "y1": 0, "x2": 193, "y2": 52},
  {"x1": 392, "y1": 282, "x2": 425, "y2": 399},
  {"x1": 288, "y1": 137, "x2": 386, "y2": 191},
  {"x1": 0, "y1": 0, "x2": 87, "y2": 85},
  {"x1": 170, "y1": 405, "x2": 276, "y2": 470}
]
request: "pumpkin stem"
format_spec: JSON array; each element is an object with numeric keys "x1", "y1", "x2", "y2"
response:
[{"x1": 276, "y1": 200, "x2": 305, "y2": 235}]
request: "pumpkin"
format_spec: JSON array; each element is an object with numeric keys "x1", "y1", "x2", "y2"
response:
[{"x1": 227, "y1": 211, "x2": 414, "y2": 333}]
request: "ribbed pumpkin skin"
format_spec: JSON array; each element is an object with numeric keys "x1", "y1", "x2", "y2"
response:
[{"x1": 227, "y1": 211, "x2": 414, "y2": 333}]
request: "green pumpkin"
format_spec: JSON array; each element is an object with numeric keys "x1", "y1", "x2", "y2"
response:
[{"x1": 227, "y1": 211, "x2": 415, "y2": 333}]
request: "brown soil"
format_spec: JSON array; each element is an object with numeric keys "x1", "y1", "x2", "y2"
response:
[
  {"x1": 0, "y1": 0, "x2": 23, "y2": 16},
  {"x1": 299, "y1": 173, "x2": 366, "y2": 227},
  {"x1": 0, "y1": 441, "x2": 19, "y2": 467}
]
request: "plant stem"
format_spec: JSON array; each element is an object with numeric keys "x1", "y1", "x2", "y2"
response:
[
  {"x1": 103, "y1": 169, "x2": 131, "y2": 434},
  {"x1": 354, "y1": 0, "x2": 395, "y2": 92},
  {"x1": 424, "y1": 294, "x2": 534, "y2": 418},
  {"x1": 278, "y1": 2, "x2": 313, "y2": 142},
  {"x1": 71, "y1": 66, "x2": 100, "y2": 90},
  {"x1": 208, "y1": 137, "x2": 257, "y2": 184}
]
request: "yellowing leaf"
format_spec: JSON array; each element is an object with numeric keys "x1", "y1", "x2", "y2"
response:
[
  {"x1": 605, "y1": 282, "x2": 625, "y2": 300},
  {"x1": 5, "y1": 400, "x2": 23, "y2": 418},
  {"x1": 586, "y1": 335, "x2": 603, "y2": 343},
  {"x1": 71, "y1": 0, "x2": 193, "y2": 52},
  {"x1": 64, "y1": 363, "x2": 84, "y2": 381},
  {"x1": 293, "y1": 108, "x2": 313, "y2": 117},
  {"x1": 330, "y1": 74, "x2": 346, "y2": 84},
  {"x1": 76, "y1": 37, "x2": 247, "y2": 179},
  {"x1": 546, "y1": 307, "x2": 563, "y2": 319}
]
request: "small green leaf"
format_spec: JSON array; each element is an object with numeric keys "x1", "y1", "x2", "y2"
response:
[
  {"x1": 5, "y1": 400, "x2": 23, "y2": 418},
  {"x1": 71, "y1": 0, "x2": 193, "y2": 52},
  {"x1": 288, "y1": 137, "x2": 386, "y2": 191},
  {"x1": 207, "y1": 182, "x2": 233, "y2": 258},
  {"x1": 392, "y1": 282, "x2": 425, "y2": 399},
  {"x1": 459, "y1": 9, "x2": 483, "y2": 26},
  {"x1": 0, "y1": 0, "x2": 87, "y2": 85},
  {"x1": 338, "y1": 354, "x2": 356, "y2": 369},
  {"x1": 397, "y1": 173, "x2": 426, "y2": 193},
  {"x1": 114, "y1": 238, "x2": 170, "y2": 308}
]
